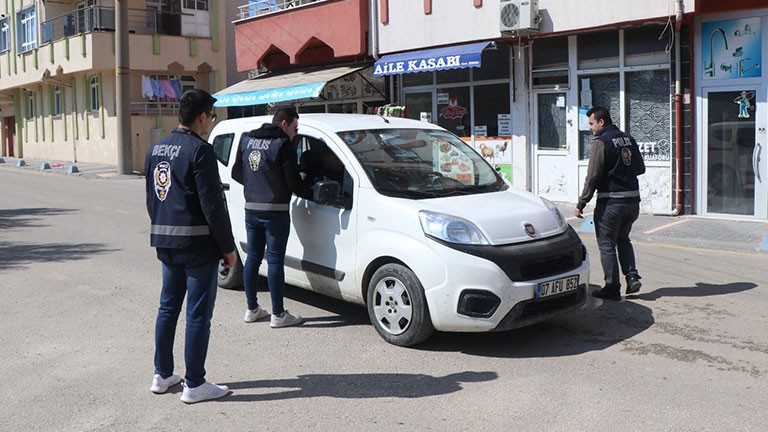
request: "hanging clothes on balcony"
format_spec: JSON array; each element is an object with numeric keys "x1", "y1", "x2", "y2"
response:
[
  {"x1": 151, "y1": 79, "x2": 164, "y2": 99},
  {"x1": 161, "y1": 80, "x2": 176, "y2": 101},
  {"x1": 142, "y1": 76, "x2": 154, "y2": 99},
  {"x1": 170, "y1": 79, "x2": 184, "y2": 99}
]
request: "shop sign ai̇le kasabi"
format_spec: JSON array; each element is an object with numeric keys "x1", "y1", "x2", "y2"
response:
[{"x1": 374, "y1": 55, "x2": 465, "y2": 76}]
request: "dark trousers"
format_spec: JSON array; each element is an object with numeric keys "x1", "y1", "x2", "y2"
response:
[
  {"x1": 244, "y1": 210, "x2": 291, "y2": 315},
  {"x1": 154, "y1": 251, "x2": 218, "y2": 388},
  {"x1": 594, "y1": 200, "x2": 640, "y2": 292}
]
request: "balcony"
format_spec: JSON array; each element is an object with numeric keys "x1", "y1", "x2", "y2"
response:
[
  {"x1": 236, "y1": 0, "x2": 329, "y2": 20},
  {"x1": 40, "y1": 6, "x2": 188, "y2": 46},
  {"x1": 234, "y1": 0, "x2": 368, "y2": 71}
]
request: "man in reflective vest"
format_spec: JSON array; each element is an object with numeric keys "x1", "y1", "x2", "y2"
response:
[
  {"x1": 232, "y1": 108, "x2": 313, "y2": 328},
  {"x1": 145, "y1": 89, "x2": 236, "y2": 403},
  {"x1": 575, "y1": 106, "x2": 646, "y2": 301}
]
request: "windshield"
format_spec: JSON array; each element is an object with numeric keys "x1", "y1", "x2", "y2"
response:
[{"x1": 337, "y1": 128, "x2": 507, "y2": 199}]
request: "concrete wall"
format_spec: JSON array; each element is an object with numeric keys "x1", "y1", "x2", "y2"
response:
[{"x1": 377, "y1": 0, "x2": 695, "y2": 54}]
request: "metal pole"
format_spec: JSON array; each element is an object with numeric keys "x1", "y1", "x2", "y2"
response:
[{"x1": 116, "y1": 0, "x2": 132, "y2": 175}]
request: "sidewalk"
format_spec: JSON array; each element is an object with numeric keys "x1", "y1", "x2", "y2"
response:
[
  {"x1": 2, "y1": 155, "x2": 766, "y2": 253},
  {"x1": 555, "y1": 202, "x2": 768, "y2": 254},
  {"x1": 0, "y1": 155, "x2": 136, "y2": 180}
]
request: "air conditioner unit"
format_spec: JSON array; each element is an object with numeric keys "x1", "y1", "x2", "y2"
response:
[{"x1": 500, "y1": 0, "x2": 539, "y2": 32}]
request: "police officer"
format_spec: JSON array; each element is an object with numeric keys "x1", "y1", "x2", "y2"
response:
[
  {"x1": 145, "y1": 89, "x2": 236, "y2": 403},
  {"x1": 232, "y1": 108, "x2": 313, "y2": 328},
  {"x1": 575, "y1": 106, "x2": 645, "y2": 301}
]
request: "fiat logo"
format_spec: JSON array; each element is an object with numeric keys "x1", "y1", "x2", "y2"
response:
[{"x1": 523, "y1": 223, "x2": 536, "y2": 237}]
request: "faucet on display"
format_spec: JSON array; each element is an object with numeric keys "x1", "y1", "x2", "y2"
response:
[
  {"x1": 705, "y1": 28, "x2": 728, "y2": 77},
  {"x1": 738, "y1": 58, "x2": 760, "y2": 76}
]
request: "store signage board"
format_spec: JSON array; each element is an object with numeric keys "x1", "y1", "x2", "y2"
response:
[
  {"x1": 373, "y1": 42, "x2": 490, "y2": 77},
  {"x1": 701, "y1": 17, "x2": 761, "y2": 80}
]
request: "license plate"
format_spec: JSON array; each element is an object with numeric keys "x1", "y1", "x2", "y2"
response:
[{"x1": 535, "y1": 275, "x2": 579, "y2": 299}]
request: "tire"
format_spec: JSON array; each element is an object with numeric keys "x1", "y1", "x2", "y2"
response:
[
  {"x1": 217, "y1": 251, "x2": 243, "y2": 290},
  {"x1": 367, "y1": 263, "x2": 434, "y2": 346}
]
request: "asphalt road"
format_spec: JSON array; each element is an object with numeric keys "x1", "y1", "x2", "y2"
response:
[{"x1": 1, "y1": 168, "x2": 767, "y2": 432}]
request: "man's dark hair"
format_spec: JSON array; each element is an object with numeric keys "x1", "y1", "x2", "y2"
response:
[
  {"x1": 272, "y1": 107, "x2": 299, "y2": 126},
  {"x1": 586, "y1": 106, "x2": 613, "y2": 126},
  {"x1": 178, "y1": 89, "x2": 216, "y2": 126}
]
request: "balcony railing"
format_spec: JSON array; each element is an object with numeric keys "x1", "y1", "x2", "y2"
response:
[
  {"x1": 41, "y1": 6, "x2": 188, "y2": 45},
  {"x1": 131, "y1": 101, "x2": 179, "y2": 116},
  {"x1": 237, "y1": 0, "x2": 328, "y2": 20}
]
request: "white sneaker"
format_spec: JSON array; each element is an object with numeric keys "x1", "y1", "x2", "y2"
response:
[
  {"x1": 180, "y1": 381, "x2": 229, "y2": 404},
  {"x1": 244, "y1": 306, "x2": 269, "y2": 323},
  {"x1": 150, "y1": 373, "x2": 181, "y2": 394},
  {"x1": 270, "y1": 310, "x2": 304, "y2": 328}
]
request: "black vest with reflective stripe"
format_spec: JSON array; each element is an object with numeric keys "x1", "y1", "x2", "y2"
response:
[
  {"x1": 237, "y1": 124, "x2": 292, "y2": 211},
  {"x1": 146, "y1": 128, "x2": 218, "y2": 252},
  {"x1": 596, "y1": 125, "x2": 641, "y2": 201}
]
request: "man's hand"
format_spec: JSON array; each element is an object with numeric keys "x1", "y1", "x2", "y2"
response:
[
  {"x1": 574, "y1": 207, "x2": 584, "y2": 219},
  {"x1": 221, "y1": 251, "x2": 237, "y2": 269}
]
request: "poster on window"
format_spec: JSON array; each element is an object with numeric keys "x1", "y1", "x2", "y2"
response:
[{"x1": 701, "y1": 18, "x2": 761, "y2": 79}]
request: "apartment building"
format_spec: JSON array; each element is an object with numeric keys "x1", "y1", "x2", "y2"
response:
[{"x1": 0, "y1": 0, "x2": 234, "y2": 172}]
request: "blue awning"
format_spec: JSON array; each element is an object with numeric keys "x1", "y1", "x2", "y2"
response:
[
  {"x1": 214, "y1": 65, "x2": 368, "y2": 108},
  {"x1": 373, "y1": 42, "x2": 491, "y2": 77}
]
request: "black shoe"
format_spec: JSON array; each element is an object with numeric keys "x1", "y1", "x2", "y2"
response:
[
  {"x1": 592, "y1": 287, "x2": 621, "y2": 301},
  {"x1": 626, "y1": 274, "x2": 642, "y2": 294}
]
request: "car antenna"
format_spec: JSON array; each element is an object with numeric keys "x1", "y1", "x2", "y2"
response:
[{"x1": 377, "y1": 114, "x2": 390, "y2": 124}]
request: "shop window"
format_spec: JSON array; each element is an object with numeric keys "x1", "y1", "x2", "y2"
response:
[
  {"x1": 436, "y1": 68, "x2": 470, "y2": 85},
  {"x1": 625, "y1": 25, "x2": 671, "y2": 66},
  {"x1": 578, "y1": 30, "x2": 619, "y2": 69},
  {"x1": 626, "y1": 70, "x2": 671, "y2": 161},
  {"x1": 437, "y1": 86, "x2": 470, "y2": 137},
  {"x1": 89, "y1": 75, "x2": 100, "y2": 112},
  {"x1": 403, "y1": 72, "x2": 433, "y2": 87},
  {"x1": 328, "y1": 103, "x2": 358, "y2": 114},
  {"x1": 474, "y1": 44, "x2": 511, "y2": 81},
  {"x1": 0, "y1": 17, "x2": 10, "y2": 53},
  {"x1": 474, "y1": 84, "x2": 510, "y2": 137},
  {"x1": 578, "y1": 74, "x2": 620, "y2": 159},
  {"x1": 298, "y1": 105, "x2": 325, "y2": 114},
  {"x1": 533, "y1": 36, "x2": 569, "y2": 70}
]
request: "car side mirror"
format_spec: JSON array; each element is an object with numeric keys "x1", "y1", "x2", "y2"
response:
[{"x1": 313, "y1": 180, "x2": 352, "y2": 210}]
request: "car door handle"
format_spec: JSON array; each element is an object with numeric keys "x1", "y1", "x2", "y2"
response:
[
  {"x1": 221, "y1": 182, "x2": 230, "y2": 191},
  {"x1": 754, "y1": 143, "x2": 762, "y2": 183}
]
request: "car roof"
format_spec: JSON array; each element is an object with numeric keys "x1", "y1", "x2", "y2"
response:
[{"x1": 214, "y1": 113, "x2": 445, "y2": 134}]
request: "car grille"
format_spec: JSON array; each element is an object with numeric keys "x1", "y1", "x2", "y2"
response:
[{"x1": 494, "y1": 285, "x2": 587, "y2": 331}]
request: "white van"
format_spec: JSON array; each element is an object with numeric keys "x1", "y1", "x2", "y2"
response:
[{"x1": 210, "y1": 114, "x2": 589, "y2": 346}]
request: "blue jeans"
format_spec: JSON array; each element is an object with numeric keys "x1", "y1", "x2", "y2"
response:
[
  {"x1": 594, "y1": 200, "x2": 640, "y2": 292},
  {"x1": 154, "y1": 250, "x2": 218, "y2": 388},
  {"x1": 244, "y1": 210, "x2": 291, "y2": 315}
]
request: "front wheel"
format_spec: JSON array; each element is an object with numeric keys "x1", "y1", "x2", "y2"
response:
[
  {"x1": 367, "y1": 264, "x2": 434, "y2": 346},
  {"x1": 217, "y1": 251, "x2": 243, "y2": 290}
]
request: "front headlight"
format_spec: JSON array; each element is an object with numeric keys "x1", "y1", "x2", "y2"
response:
[
  {"x1": 541, "y1": 197, "x2": 568, "y2": 231},
  {"x1": 418, "y1": 211, "x2": 489, "y2": 245}
]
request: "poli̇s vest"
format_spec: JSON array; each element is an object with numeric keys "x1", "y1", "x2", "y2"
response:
[{"x1": 596, "y1": 125, "x2": 642, "y2": 201}]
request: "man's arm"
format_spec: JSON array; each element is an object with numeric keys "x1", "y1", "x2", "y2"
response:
[
  {"x1": 193, "y1": 144, "x2": 236, "y2": 256},
  {"x1": 279, "y1": 140, "x2": 314, "y2": 200},
  {"x1": 576, "y1": 139, "x2": 605, "y2": 213}
]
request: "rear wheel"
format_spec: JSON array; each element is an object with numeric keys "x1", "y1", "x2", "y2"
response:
[
  {"x1": 367, "y1": 264, "x2": 434, "y2": 346},
  {"x1": 217, "y1": 251, "x2": 243, "y2": 290}
]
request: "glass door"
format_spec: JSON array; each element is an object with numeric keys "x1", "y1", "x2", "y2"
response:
[
  {"x1": 403, "y1": 91, "x2": 434, "y2": 123},
  {"x1": 703, "y1": 87, "x2": 767, "y2": 217},
  {"x1": 533, "y1": 91, "x2": 572, "y2": 201}
]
